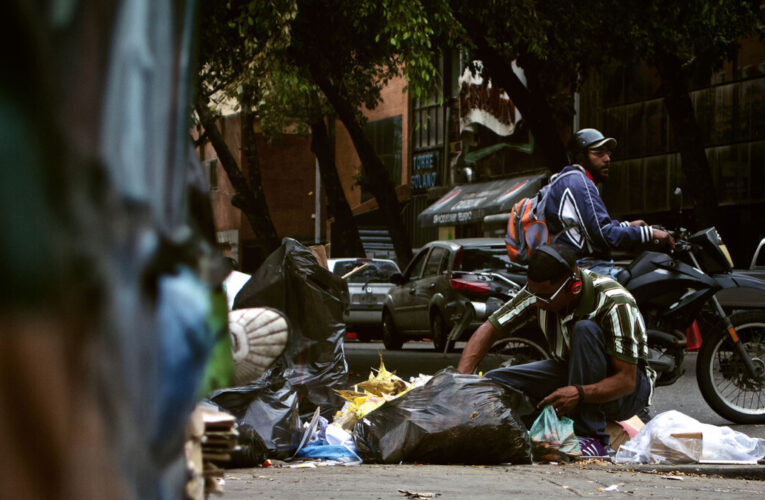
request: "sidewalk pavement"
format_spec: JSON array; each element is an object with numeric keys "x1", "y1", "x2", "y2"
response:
[{"x1": 220, "y1": 462, "x2": 764, "y2": 499}]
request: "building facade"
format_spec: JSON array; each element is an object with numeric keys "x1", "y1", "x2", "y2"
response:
[
  {"x1": 580, "y1": 38, "x2": 765, "y2": 264},
  {"x1": 200, "y1": 38, "x2": 765, "y2": 271}
]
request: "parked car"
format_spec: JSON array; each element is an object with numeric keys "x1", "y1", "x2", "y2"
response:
[
  {"x1": 382, "y1": 238, "x2": 530, "y2": 351},
  {"x1": 328, "y1": 257, "x2": 401, "y2": 341}
]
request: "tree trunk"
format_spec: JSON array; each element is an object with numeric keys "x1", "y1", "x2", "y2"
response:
[
  {"x1": 455, "y1": 15, "x2": 569, "y2": 170},
  {"x1": 194, "y1": 96, "x2": 280, "y2": 257},
  {"x1": 309, "y1": 69, "x2": 413, "y2": 266},
  {"x1": 655, "y1": 52, "x2": 719, "y2": 229},
  {"x1": 309, "y1": 117, "x2": 366, "y2": 257},
  {"x1": 240, "y1": 96, "x2": 281, "y2": 252}
]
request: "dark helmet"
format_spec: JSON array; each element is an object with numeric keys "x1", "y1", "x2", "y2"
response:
[{"x1": 571, "y1": 128, "x2": 617, "y2": 153}]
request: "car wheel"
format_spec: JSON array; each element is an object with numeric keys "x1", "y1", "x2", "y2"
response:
[
  {"x1": 382, "y1": 310, "x2": 403, "y2": 350},
  {"x1": 431, "y1": 311, "x2": 451, "y2": 352}
]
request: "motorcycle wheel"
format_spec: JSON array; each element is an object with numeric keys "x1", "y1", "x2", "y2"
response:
[
  {"x1": 696, "y1": 310, "x2": 765, "y2": 424},
  {"x1": 489, "y1": 334, "x2": 550, "y2": 368}
]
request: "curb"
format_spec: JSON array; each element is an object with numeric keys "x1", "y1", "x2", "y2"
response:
[{"x1": 583, "y1": 463, "x2": 765, "y2": 481}]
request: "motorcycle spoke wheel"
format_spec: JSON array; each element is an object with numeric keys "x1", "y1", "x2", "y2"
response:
[
  {"x1": 697, "y1": 310, "x2": 765, "y2": 424},
  {"x1": 489, "y1": 336, "x2": 549, "y2": 368}
]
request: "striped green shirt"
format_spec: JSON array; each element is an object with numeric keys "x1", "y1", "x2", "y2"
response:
[{"x1": 489, "y1": 269, "x2": 655, "y2": 386}]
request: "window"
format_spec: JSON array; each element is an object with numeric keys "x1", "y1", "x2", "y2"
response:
[
  {"x1": 406, "y1": 249, "x2": 429, "y2": 280},
  {"x1": 423, "y1": 247, "x2": 448, "y2": 277},
  {"x1": 203, "y1": 158, "x2": 218, "y2": 191},
  {"x1": 332, "y1": 260, "x2": 400, "y2": 283},
  {"x1": 460, "y1": 247, "x2": 511, "y2": 272},
  {"x1": 362, "y1": 116, "x2": 402, "y2": 201}
]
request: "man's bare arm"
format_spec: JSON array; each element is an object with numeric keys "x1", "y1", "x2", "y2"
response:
[{"x1": 457, "y1": 320, "x2": 504, "y2": 374}]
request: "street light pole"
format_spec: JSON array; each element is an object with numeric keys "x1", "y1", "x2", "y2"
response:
[{"x1": 315, "y1": 159, "x2": 321, "y2": 244}]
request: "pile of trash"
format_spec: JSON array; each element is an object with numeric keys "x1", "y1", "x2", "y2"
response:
[
  {"x1": 202, "y1": 239, "x2": 536, "y2": 469},
  {"x1": 352, "y1": 367, "x2": 534, "y2": 465},
  {"x1": 614, "y1": 410, "x2": 765, "y2": 465}
]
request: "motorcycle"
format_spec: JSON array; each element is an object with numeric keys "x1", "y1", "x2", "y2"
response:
[
  {"x1": 616, "y1": 228, "x2": 765, "y2": 424},
  {"x1": 486, "y1": 189, "x2": 765, "y2": 424}
]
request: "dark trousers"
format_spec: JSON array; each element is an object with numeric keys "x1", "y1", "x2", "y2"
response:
[{"x1": 485, "y1": 319, "x2": 651, "y2": 445}]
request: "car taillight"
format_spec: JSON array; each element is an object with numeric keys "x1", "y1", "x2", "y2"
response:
[{"x1": 450, "y1": 279, "x2": 490, "y2": 294}]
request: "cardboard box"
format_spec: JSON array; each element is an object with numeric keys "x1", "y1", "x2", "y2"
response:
[
  {"x1": 650, "y1": 432, "x2": 703, "y2": 463},
  {"x1": 606, "y1": 415, "x2": 645, "y2": 451}
]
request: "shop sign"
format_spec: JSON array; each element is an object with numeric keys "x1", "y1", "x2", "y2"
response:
[{"x1": 411, "y1": 152, "x2": 439, "y2": 192}]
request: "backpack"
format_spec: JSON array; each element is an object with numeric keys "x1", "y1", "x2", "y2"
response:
[{"x1": 504, "y1": 181, "x2": 554, "y2": 264}]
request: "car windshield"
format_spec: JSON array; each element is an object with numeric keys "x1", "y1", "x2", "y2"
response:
[
  {"x1": 460, "y1": 247, "x2": 512, "y2": 272},
  {"x1": 333, "y1": 261, "x2": 400, "y2": 283}
]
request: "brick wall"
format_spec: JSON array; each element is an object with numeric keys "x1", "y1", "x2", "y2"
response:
[
  {"x1": 256, "y1": 133, "x2": 318, "y2": 241},
  {"x1": 198, "y1": 114, "x2": 320, "y2": 243},
  {"x1": 198, "y1": 75, "x2": 410, "y2": 259},
  {"x1": 334, "y1": 75, "x2": 410, "y2": 210}
]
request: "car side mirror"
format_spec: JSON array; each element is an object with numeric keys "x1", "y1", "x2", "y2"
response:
[{"x1": 390, "y1": 272, "x2": 406, "y2": 285}]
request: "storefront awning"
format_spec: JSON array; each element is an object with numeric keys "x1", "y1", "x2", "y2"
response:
[{"x1": 417, "y1": 172, "x2": 547, "y2": 228}]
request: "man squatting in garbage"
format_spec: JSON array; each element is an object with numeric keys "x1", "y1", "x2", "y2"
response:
[{"x1": 457, "y1": 243, "x2": 655, "y2": 456}]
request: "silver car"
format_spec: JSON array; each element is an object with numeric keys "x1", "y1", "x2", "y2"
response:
[{"x1": 329, "y1": 258, "x2": 401, "y2": 341}]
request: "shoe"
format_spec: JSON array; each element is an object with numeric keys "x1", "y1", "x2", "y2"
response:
[
  {"x1": 637, "y1": 406, "x2": 653, "y2": 424},
  {"x1": 577, "y1": 436, "x2": 613, "y2": 459}
]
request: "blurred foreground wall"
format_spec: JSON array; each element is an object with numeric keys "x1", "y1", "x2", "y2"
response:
[{"x1": 1, "y1": 1, "x2": 221, "y2": 498}]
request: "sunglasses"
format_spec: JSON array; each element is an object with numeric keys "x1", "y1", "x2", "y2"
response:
[
  {"x1": 524, "y1": 275, "x2": 574, "y2": 304},
  {"x1": 588, "y1": 149, "x2": 612, "y2": 158}
]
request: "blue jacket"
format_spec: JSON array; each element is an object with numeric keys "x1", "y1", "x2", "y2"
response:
[{"x1": 542, "y1": 165, "x2": 652, "y2": 258}]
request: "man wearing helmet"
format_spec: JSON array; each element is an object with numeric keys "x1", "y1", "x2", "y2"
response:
[{"x1": 542, "y1": 128, "x2": 674, "y2": 274}]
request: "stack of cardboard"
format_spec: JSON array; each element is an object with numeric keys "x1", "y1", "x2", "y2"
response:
[{"x1": 185, "y1": 406, "x2": 239, "y2": 499}]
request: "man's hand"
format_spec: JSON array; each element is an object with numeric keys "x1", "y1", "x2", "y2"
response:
[
  {"x1": 651, "y1": 228, "x2": 676, "y2": 250},
  {"x1": 537, "y1": 386, "x2": 581, "y2": 416},
  {"x1": 628, "y1": 219, "x2": 647, "y2": 227}
]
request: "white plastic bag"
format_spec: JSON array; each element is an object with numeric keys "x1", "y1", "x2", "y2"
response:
[{"x1": 614, "y1": 410, "x2": 765, "y2": 464}]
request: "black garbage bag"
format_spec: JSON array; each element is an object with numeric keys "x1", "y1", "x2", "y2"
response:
[
  {"x1": 353, "y1": 369, "x2": 535, "y2": 464},
  {"x1": 207, "y1": 375, "x2": 301, "y2": 465},
  {"x1": 233, "y1": 238, "x2": 349, "y2": 420}
]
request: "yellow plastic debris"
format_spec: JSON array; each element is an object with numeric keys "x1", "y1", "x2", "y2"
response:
[{"x1": 333, "y1": 353, "x2": 413, "y2": 427}]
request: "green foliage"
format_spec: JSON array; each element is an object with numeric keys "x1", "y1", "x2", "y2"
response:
[
  {"x1": 197, "y1": 0, "x2": 465, "y2": 136},
  {"x1": 610, "y1": 0, "x2": 764, "y2": 70},
  {"x1": 446, "y1": 0, "x2": 764, "y2": 135}
]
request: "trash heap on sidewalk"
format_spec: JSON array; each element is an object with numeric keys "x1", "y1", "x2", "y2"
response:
[
  {"x1": 352, "y1": 367, "x2": 535, "y2": 464},
  {"x1": 614, "y1": 410, "x2": 765, "y2": 465},
  {"x1": 199, "y1": 238, "x2": 765, "y2": 477},
  {"x1": 204, "y1": 239, "x2": 350, "y2": 470}
]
